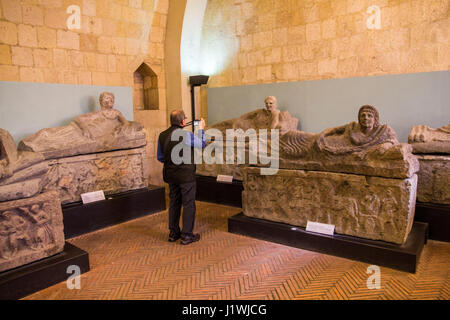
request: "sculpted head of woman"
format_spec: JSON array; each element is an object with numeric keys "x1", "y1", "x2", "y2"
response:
[{"x1": 358, "y1": 105, "x2": 379, "y2": 133}]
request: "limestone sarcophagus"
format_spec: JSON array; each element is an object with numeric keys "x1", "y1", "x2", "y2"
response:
[{"x1": 242, "y1": 105, "x2": 420, "y2": 244}]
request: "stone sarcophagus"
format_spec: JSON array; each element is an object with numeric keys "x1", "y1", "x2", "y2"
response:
[
  {"x1": 1, "y1": 128, "x2": 64, "y2": 272},
  {"x1": 18, "y1": 92, "x2": 149, "y2": 204},
  {"x1": 197, "y1": 96, "x2": 298, "y2": 180},
  {"x1": 408, "y1": 125, "x2": 450, "y2": 205},
  {"x1": 242, "y1": 105, "x2": 420, "y2": 244}
]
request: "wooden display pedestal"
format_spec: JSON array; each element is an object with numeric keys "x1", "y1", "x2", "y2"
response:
[
  {"x1": 62, "y1": 186, "x2": 166, "y2": 239},
  {"x1": 0, "y1": 242, "x2": 90, "y2": 300},
  {"x1": 229, "y1": 213, "x2": 428, "y2": 273},
  {"x1": 196, "y1": 175, "x2": 243, "y2": 207}
]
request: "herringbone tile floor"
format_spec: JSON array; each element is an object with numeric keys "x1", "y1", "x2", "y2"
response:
[{"x1": 24, "y1": 201, "x2": 450, "y2": 300}]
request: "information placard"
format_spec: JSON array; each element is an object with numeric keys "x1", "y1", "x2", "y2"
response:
[
  {"x1": 81, "y1": 190, "x2": 106, "y2": 204},
  {"x1": 306, "y1": 221, "x2": 335, "y2": 236},
  {"x1": 216, "y1": 175, "x2": 233, "y2": 184}
]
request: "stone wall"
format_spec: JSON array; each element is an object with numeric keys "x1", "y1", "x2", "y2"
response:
[
  {"x1": 0, "y1": 0, "x2": 169, "y2": 185},
  {"x1": 0, "y1": 0, "x2": 168, "y2": 86},
  {"x1": 201, "y1": 0, "x2": 449, "y2": 88}
]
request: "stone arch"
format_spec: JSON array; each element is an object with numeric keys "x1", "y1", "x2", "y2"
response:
[{"x1": 133, "y1": 63, "x2": 159, "y2": 110}]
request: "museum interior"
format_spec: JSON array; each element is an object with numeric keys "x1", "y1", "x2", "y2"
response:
[{"x1": 0, "y1": 0, "x2": 449, "y2": 301}]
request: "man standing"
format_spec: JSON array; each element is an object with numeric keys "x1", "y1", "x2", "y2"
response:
[{"x1": 157, "y1": 110, "x2": 206, "y2": 245}]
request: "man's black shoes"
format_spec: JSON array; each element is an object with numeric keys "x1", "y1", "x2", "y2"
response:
[
  {"x1": 180, "y1": 233, "x2": 200, "y2": 245},
  {"x1": 168, "y1": 232, "x2": 181, "y2": 242}
]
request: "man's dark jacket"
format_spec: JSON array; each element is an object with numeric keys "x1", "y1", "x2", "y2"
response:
[{"x1": 158, "y1": 125, "x2": 196, "y2": 184}]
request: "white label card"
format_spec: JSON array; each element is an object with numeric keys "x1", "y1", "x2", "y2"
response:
[
  {"x1": 306, "y1": 221, "x2": 335, "y2": 236},
  {"x1": 81, "y1": 190, "x2": 106, "y2": 204},
  {"x1": 216, "y1": 175, "x2": 233, "y2": 184}
]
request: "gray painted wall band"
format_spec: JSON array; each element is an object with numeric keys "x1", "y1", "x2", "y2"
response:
[
  {"x1": 0, "y1": 81, "x2": 133, "y2": 143},
  {"x1": 207, "y1": 71, "x2": 450, "y2": 142}
]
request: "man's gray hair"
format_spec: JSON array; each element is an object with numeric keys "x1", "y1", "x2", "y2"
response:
[{"x1": 170, "y1": 110, "x2": 186, "y2": 126}]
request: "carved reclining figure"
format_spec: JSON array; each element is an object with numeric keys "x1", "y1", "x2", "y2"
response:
[
  {"x1": 197, "y1": 96, "x2": 299, "y2": 179},
  {"x1": 18, "y1": 92, "x2": 146, "y2": 159},
  {"x1": 408, "y1": 124, "x2": 450, "y2": 154},
  {"x1": 277, "y1": 105, "x2": 418, "y2": 179},
  {"x1": 211, "y1": 96, "x2": 298, "y2": 135}
]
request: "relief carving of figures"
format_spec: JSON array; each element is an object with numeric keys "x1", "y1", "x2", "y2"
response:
[
  {"x1": 242, "y1": 167, "x2": 416, "y2": 244},
  {"x1": 0, "y1": 202, "x2": 57, "y2": 262},
  {"x1": 0, "y1": 191, "x2": 65, "y2": 272},
  {"x1": 20, "y1": 204, "x2": 54, "y2": 249},
  {"x1": 0, "y1": 210, "x2": 33, "y2": 260},
  {"x1": 332, "y1": 182, "x2": 359, "y2": 232},
  {"x1": 269, "y1": 176, "x2": 290, "y2": 218},
  {"x1": 360, "y1": 190, "x2": 381, "y2": 216},
  {"x1": 381, "y1": 188, "x2": 399, "y2": 217},
  {"x1": 42, "y1": 150, "x2": 146, "y2": 204},
  {"x1": 18, "y1": 92, "x2": 146, "y2": 160}
]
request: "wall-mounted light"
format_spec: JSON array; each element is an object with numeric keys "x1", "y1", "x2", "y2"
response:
[{"x1": 189, "y1": 75, "x2": 209, "y2": 131}]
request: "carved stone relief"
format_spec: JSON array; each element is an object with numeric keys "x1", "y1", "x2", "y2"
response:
[
  {"x1": 415, "y1": 155, "x2": 450, "y2": 205},
  {"x1": 242, "y1": 167, "x2": 417, "y2": 244},
  {"x1": 43, "y1": 147, "x2": 150, "y2": 204},
  {"x1": 0, "y1": 191, "x2": 64, "y2": 272}
]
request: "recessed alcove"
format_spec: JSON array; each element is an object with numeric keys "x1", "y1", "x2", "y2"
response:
[{"x1": 133, "y1": 63, "x2": 159, "y2": 111}]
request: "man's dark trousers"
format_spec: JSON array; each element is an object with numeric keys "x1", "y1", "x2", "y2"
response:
[{"x1": 168, "y1": 181, "x2": 196, "y2": 236}]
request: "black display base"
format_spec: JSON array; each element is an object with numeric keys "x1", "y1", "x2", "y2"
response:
[
  {"x1": 414, "y1": 202, "x2": 450, "y2": 242},
  {"x1": 0, "y1": 242, "x2": 90, "y2": 300},
  {"x1": 229, "y1": 213, "x2": 428, "y2": 273},
  {"x1": 62, "y1": 185, "x2": 166, "y2": 239},
  {"x1": 196, "y1": 175, "x2": 243, "y2": 207}
]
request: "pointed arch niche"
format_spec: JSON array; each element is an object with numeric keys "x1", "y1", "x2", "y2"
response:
[{"x1": 133, "y1": 63, "x2": 159, "y2": 110}]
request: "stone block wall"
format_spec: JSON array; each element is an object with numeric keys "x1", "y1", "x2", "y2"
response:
[
  {"x1": 0, "y1": 0, "x2": 169, "y2": 185},
  {"x1": 201, "y1": 0, "x2": 449, "y2": 88}
]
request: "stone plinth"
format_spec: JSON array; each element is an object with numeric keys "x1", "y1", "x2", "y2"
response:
[
  {"x1": 415, "y1": 155, "x2": 450, "y2": 205},
  {"x1": 42, "y1": 147, "x2": 150, "y2": 204},
  {"x1": 0, "y1": 191, "x2": 64, "y2": 273},
  {"x1": 242, "y1": 167, "x2": 417, "y2": 244}
]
